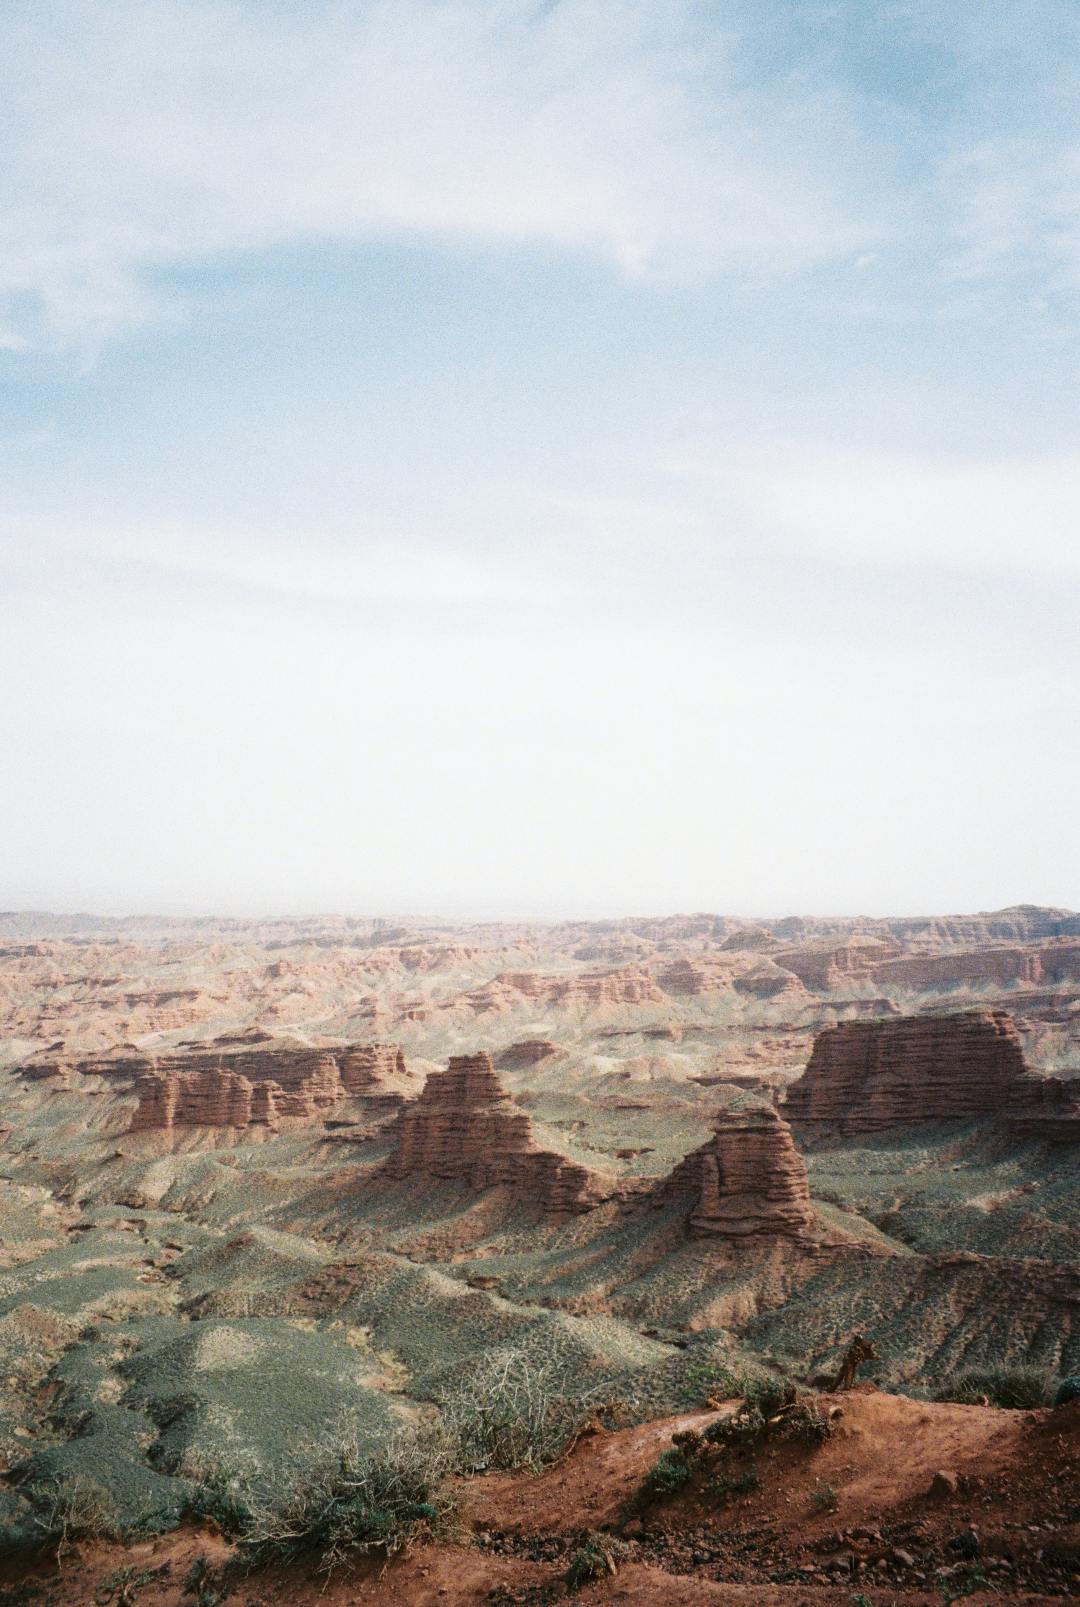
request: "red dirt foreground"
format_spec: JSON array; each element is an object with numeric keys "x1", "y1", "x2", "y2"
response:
[{"x1": 4, "y1": 1392, "x2": 1078, "y2": 1605}]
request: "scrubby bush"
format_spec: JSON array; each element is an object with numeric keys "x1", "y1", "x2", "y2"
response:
[
  {"x1": 674, "y1": 1357, "x2": 746, "y2": 1408},
  {"x1": 710, "y1": 1467, "x2": 760, "y2": 1499},
  {"x1": 703, "y1": 1378, "x2": 785, "y2": 1449},
  {"x1": 933, "y1": 1367, "x2": 1052, "y2": 1410},
  {"x1": 29, "y1": 1476, "x2": 123, "y2": 1559},
  {"x1": 705, "y1": 1380, "x2": 833, "y2": 1451},
  {"x1": 1054, "y1": 1376, "x2": 1080, "y2": 1407},
  {"x1": 810, "y1": 1479, "x2": 839, "y2": 1513},
  {"x1": 777, "y1": 1397, "x2": 834, "y2": 1446},
  {"x1": 240, "y1": 1421, "x2": 456, "y2": 1574},
  {"x1": 638, "y1": 1448, "x2": 693, "y2": 1501},
  {"x1": 183, "y1": 1469, "x2": 254, "y2": 1537},
  {"x1": 564, "y1": 1530, "x2": 630, "y2": 1590},
  {"x1": 441, "y1": 1350, "x2": 603, "y2": 1472}
]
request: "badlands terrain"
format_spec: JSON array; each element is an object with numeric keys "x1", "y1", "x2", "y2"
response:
[{"x1": 0, "y1": 904, "x2": 1078, "y2": 1604}]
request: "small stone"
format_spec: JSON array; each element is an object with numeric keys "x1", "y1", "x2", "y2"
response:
[
  {"x1": 929, "y1": 1469, "x2": 959, "y2": 1500},
  {"x1": 890, "y1": 1548, "x2": 916, "y2": 1569}
]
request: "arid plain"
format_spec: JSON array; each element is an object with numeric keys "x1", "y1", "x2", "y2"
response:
[{"x1": 1, "y1": 905, "x2": 1078, "y2": 1604}]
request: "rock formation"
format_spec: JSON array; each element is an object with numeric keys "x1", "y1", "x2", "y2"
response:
[
  {"x1": 131, "y1": 1066, "x2": 258, "y2": 1130},
  {"x1": 785, "y1": 1010, "x2": 1079, "y2": 1136},
  {"x1": 338, "y1": 1044, "x2": 421, "y2": 1108},
  {"x1": 774, "y1": 938, "x2": 904, "y2": 991},
  {"x1": 382, "y1": 1052, "x2": 607, "y2": 1216},
  {"x1": 461, "y1": 967, "x2": 663, "y2": 1014},
  {"x1": 549, "y1": 967, "x2": 664, "y2": 1006},
  {"x1": 495, "y1": 1039, "x2": 563, "y2": 1069},
  {"x1": 654, "y1": 1105, "x2": 815, "y2": 1238},
  {"x1": 129, "y1": 1041, "x2": 414, "y2": 1133}
]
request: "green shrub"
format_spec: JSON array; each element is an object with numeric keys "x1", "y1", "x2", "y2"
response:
[
  {"x1": 711, "y1": 1467, "x2": 760, "y2": 1499},
  {"x1": 639, "y1": 1448, "x2": 692, "y2": 1501},
  {"x1": 933, "y1": 1367, "x2": 1052, "y2": 1410},
  {"x1": 1054, "y1": 1376, "x2": 1080, "y2": 1407},
  {"x1": 702, "y1": 1378, "x2": 822, "y2": 1451},
  {"x1": 28, "y1": 1476, "x2": 123, "y2": 1559},
  {"x1": 810, "y1": 1480, "x2": 839, "y2": 1513},
  {"x1": 778, "y1": 1398, "x2": 833, "y2": 1446},
  {"x1": 441, "y1": 1350, "x2": 601, "y2": 1472},
  {"x1": 675, "y1": 1358, "x2": 746, "y2": 1408},
  {"x1": 704, "y1": 1407, "x2": 764, "y2": 1448},
  {"x1": 240, "y1": 1422, "x2": 456, "y2": 1574},
  {"x1": 183, "y1": 1470, "x2": 253, "y2": 1537},
  {"x1": 565, "y1": 1531, "x2": 629, "y2": 1590}
]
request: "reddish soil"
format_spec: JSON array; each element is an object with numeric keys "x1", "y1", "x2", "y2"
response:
[{"x1": 4, "y1": 1393, "x2": 1077, "y2": 1605}]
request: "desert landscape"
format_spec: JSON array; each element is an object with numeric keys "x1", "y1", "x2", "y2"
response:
[{"x1": 0, "y1": 903, "x2": 1077, "y2": 1604}]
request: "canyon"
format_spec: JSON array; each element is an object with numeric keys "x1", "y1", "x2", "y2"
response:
[{"x1": 0, "y1": 905, "x2": 1078, "y2": 1604}]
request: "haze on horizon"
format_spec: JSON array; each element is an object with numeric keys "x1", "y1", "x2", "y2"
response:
[{"x1": 2, "y1": 1, "x2": 1078, "y2": 920}]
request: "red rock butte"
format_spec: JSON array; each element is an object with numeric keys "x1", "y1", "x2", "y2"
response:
[
  {"x1": 653, "y1": 1104, "x2": 815, "y2": 1239},
  {"x1": 381, "y1": 1051, "x2": 608, "y2": 1216},
  {"x1": 785, "y1": 1009, "x2": 1079, "y2": 1136},
  {"x1": 130, "y1": 1042, "x2": 416, "y2": 1134}
]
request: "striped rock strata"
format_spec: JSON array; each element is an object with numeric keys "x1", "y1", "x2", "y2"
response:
[
  {"x1": 653, "y1": 1105, "x2": 815, "y2": 1238},
  {"x1": 785, "y1": 1009, "x2": 1078, "y2": 1136},
  {"x1": 382, "y1": 1051, "x2": 607, "y2": 1216},
  {"x1": 130, "y1": 1042, "x2": 416, "y2": 1133}
]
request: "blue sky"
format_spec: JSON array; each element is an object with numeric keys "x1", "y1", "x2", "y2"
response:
[{"x1": 2, "y1": 0, "x2": 1078, "y2": 916}]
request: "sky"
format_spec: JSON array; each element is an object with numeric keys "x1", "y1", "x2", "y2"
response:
[{"x1": 2, "y1": 0, "x2": 1079, "y2": 919}]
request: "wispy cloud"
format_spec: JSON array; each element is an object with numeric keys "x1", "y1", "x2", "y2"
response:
[{"x1": 0, "y1": 0, "x2": 880, "y2": 350}]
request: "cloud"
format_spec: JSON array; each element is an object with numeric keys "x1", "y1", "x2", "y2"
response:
[
  {"x1": 0, "y1": 0, "x2": 878, "y2": 350},
  {"x1": 667, "y1": 441, "x2": 1080, "y2": 575}
]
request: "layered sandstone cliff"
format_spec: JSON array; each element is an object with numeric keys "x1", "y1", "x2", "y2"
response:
[
  {"x1": 655, "y1": 955, "x2": 805, "y2": 1001},
  {"x1": 382, "y1": 1052, "x2": 607, "y2": 1216},
  {"x1": 460, "y1": 967, "x2": 664, "y2": 1014},
  {"x1": 775, "y1": 938, "x2": 904, "y2": 992},
  {"x1": 338, "y1": 1044, "x2": 421, "y2": 1107},
  {"x1": 654, "y1": 1105, "x2": 815, "y2": 1238},
  {"x1": 785, "y1": 1010, "x2": 1078, "y2": 1135},
  {"x1": 129, "y1": 1041, "x2": 414, "y2": 1133}
]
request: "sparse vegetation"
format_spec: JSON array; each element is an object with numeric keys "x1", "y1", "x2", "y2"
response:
[
  {"x1": 674, "y1": 1356, "x2": 745, "y2": 1407},
  {"x1": 810, "y1": 1479, "x2": 839, "y2": 1513},
  {"x1": 710, "y1": 1466, "x2": 760, "y2": 1499},
  {"x1": 935, "y1": 1562, "x2": 994, "y2": 1603},
  {"x1": 30, "y1": 1476, "x2": 123, "y2": 1560},
  {"x1": 182, "y1": 1466, "x2": 254, "y2": 1537},
  {"x1": 933, "y1": 1366, "x2": 1053, "y2": 1410},
  {"x1": 441, "y1": 1349, "x2": 605, "y2": 1471},
  {"x1": 93, "y1": 1564, "x2": 169, "y2": 1605},
  {"x1": 564, "y1": 1530, "x2": 630, "y2": 1590},
  {"x1": 638, "y1": 1447, "x2": 693, "y2": 1501},
  {"x1": 239, "y1": 1420, "x2": 457, "y2": 1574}
]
